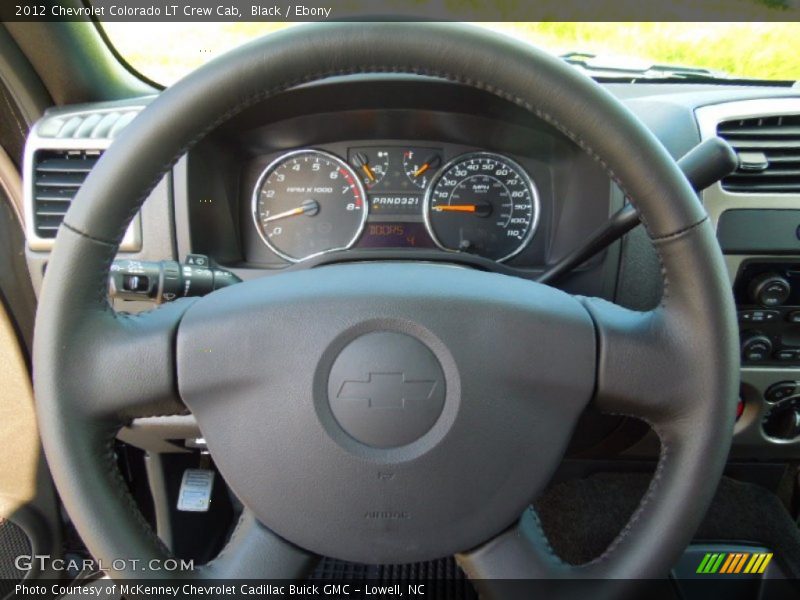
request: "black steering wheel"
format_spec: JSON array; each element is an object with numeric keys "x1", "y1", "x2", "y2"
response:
[{"x1": 33, "y1": 22, "x2": 738, "y2": 595}]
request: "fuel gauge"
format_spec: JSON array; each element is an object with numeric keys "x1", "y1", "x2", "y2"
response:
[{"x1": 350, "y1": 150, "x2": 389, "y2": 189}]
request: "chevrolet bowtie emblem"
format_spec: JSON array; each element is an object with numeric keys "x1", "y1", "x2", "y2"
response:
[{"x1": 336, "y1": 372, "x2": 437, "y2": 409}]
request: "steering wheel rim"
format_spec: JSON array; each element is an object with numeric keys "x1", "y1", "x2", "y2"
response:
[{"x1": 33, "y1": 22, "x2": 738, "y2": 592}]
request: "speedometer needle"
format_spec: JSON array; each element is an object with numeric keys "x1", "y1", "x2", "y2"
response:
[
  {"x1": 433, "y1": 203, "x2": 491, "y2": 216},
  {"x1": 434, "y1": 204, "x2": 477, "y2": 212},
  {"x1": 264, "y1": 199, "x2": 319, "y2": 222}
]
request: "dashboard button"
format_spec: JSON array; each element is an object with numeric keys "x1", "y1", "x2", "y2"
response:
[
  {"x1": 775, "y1": 349, "x2": 798, "y2": 361},
  {"x1": 738, "y1": 309, "x2": 779, "y2": 323},
  {"x1": 765, "y1": 381, "x2": 797, "y2": 403},
  {"x1": 787, "y1": 311, "x2": 800, "y2": 323}
]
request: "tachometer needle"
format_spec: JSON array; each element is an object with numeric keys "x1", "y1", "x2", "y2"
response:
[{"x1": 264, "y1": 199, "x2": 320, "y2": 222}]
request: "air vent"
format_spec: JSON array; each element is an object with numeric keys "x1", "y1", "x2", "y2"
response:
[
  {"x1": 32, "y1": 149, "x2": 101, "y2": 238},
  {"x1": 717, "y1": 114, "x2": 800, "y2": 193}
]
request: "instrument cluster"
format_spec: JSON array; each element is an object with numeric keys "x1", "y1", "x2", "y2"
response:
[{"x1": 251, "y1": 144, "x2": 541, "y2": 263}]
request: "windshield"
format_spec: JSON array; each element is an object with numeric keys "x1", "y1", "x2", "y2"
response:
[{"x1": 101, "y1": 22, "x2": 800, "y2": 86}]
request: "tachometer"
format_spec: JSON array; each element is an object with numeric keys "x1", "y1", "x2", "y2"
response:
[
  {"x1": 423, "y1": 152, "x2": 539, "y2": 262},
  {"x1": 253, "y1": 150, "x2": 367, "y2": 262}
]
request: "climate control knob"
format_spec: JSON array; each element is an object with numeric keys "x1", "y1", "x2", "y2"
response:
[
  {"x1": 763, "y1": 396, "x2": 800, "y2": 440},
  {"x1": 749, "y1": 273, "x2": 791, "y2": 307},
  {"x1": 741, "y1": 333, "x2": 772, "y2": 362}
]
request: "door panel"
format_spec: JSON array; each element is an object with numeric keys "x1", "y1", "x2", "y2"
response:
[{"x1": 0, "y1": 145, "x2": 60, "y2": 585}]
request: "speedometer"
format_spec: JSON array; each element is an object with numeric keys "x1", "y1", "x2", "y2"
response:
[
  {"x1": 252, "y1": 150, "x2": 367, "y2": 262},
  {"x1": 423, "y1": 152, "x2": 539, "y2": 262}
]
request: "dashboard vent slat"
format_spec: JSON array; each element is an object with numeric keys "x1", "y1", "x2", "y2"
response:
[
  {"x1": 718, "y1": 126, "x2": 800, "y2": 138},
  {"x1": 727, "y1": 169, "x2": 800, "y2": 179},
  {"x1": 765, "y1": 153, "x2": 800, "y2": 164},
  {"x1": 34, "y1": 172, "x2": 88, "y2": 188},
  {"x1": 32, "y1": 150, "x2": 102, "y2": 239},
  {"x1": 723, "y1": 182, "x2": 800, "y2": 193},
  {"x1": 717, "y1": 114, "x2": 800, "y2": 194},
  {"x1": 725, "y1": 138, "x2": 800, "y2": 150},
  {"x1": 35, "y1": 157, "x2": 97, "y2": 173}
]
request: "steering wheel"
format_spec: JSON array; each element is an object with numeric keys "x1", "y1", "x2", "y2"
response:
[{"x1": 33, "y1": 22, "x2": 738, "y2": 595}]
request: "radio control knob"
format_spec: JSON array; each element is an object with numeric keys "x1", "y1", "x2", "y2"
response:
[
  {"x1": 749, "y1": 273, "x2": 791, "y2": 307},
  {"x1": 741, "y1": 333, "x2": 772, "y2": 362}
]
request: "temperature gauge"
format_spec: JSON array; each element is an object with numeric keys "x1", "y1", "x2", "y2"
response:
[{"x1": 403, "y1": 149, "x2": 441, "y2": 189}]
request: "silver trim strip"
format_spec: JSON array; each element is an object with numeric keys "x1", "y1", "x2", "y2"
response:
[{"x1": 0, "y1": 143, "x2": 23, "y2": 226}]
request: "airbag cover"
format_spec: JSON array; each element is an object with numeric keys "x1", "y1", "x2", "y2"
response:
[{"x1": 176, "y1": 263, "x2": 595, "y2": 563}]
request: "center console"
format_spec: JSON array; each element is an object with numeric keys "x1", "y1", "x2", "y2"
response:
[
  {"x1": 696, "y1": 98, "x2": 800, "y2": 455},
  {"x1": 736, "y1": 261, "x2": 800, "y2": 365}
]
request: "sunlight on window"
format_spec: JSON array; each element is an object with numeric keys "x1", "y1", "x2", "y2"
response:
[{"x1": 101, "y1": 21, "x2": 800, "y2": 86}]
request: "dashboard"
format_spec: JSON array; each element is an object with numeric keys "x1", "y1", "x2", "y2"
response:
[
  {"x1": 21, "y1": 75, "x2": 800, "y2": 459},
  {"x1": 165, "y1": 80, "x2": 620, "y2": 294}
]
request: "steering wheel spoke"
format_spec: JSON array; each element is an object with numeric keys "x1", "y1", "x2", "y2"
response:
[
  {"x1": 580, "y1": 220, "x2": 738, "y2": 429},
  {"x1": 34, "y1": 226, "x2": 193, "y2": 423},
  {"x1": 455, "y1": 221, "x2": 741, "y2": 594},
  {"x1": 457, "y1": 509, "x2": 571, "y2": 581},
  {"x1": 83, "y1": 505, "x2": 317, "y2": 581},
  {"x1": 191, "y1": 511, "x2": 318, "y2": 579},
  {"x1": 83, "y1": 301, "x2": 195, "y2": 421},
  {"x1": 458, "y1": 496, "x2": 699, "y2": 592},
  {"x1": 580, "y1": 300, "x2": 689, "y2": 425}
]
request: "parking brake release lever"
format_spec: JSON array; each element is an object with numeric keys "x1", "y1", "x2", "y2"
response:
[
  {"x1": 537, "y1": 136, "x2": 739, "y2": 284},
  {"x1": 109, "y1": 254, "x2": 241, "y2": 303}
]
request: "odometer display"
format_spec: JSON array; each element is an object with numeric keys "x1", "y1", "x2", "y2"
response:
[
  {"x1": 424, "y1": 152, "x2": 539, "y2": 262},
  {"x1": 253, "y1": 150, "x2": 367, "y2": 262}
]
